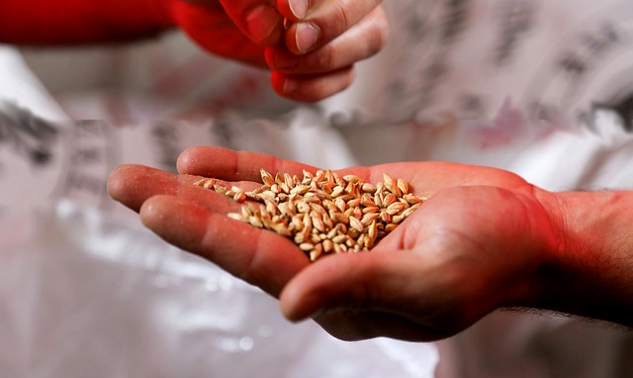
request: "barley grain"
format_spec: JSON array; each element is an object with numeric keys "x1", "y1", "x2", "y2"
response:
[
  {"x1": 349, "y1": 216, "x2": 364, "y2": 233},
  {"x1": 397, "y1": 178, "x2": 410, "y2": 195},
  {"x1": 194, "y1": 169, "x2": 428, "y2": 261}
]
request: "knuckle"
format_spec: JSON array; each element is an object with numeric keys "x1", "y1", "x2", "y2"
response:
[
  {"x1": 364, "y1": 7, "x2": 390, "y2": 55},
  {"x1": 329, "y1": 2, "x2": 353, "y2": 35},
  {"x1": 375, "y1": 14, "x2": 390, "y2": 51},
  {"x1": 313, "y1": 47, "x2": 337, "y2": 71}
]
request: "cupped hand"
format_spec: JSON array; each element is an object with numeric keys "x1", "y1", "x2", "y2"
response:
[
  {"x1": 170, "y1": 0, "x2": 388, "y2": 101},
  {"x1": 107, "y1": 147, "x2": 562, "y2": 341}
]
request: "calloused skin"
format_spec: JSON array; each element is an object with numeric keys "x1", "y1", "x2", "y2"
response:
[
  {"x1": 108, "y1": 146, "x2": 582, "y2": 341},
  {"x1": 174, "y1": 0, "x2": 388, "y2": 101}
]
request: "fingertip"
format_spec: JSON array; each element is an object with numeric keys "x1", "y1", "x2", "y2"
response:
[
  {"x1": 280, "y1": 254, "x2": 359, "y2": 321},
  {"x1": 264, "y1": 45, "x2": 276, "y2": 70},
  {"x1": 276, "y1": 0, "x2": 309, "y2": 21},
  {"x1": 107, "y1": 164, "x2": 170, "y2": 212},
  {"x1": 106, "y1": 164, "x2": 131, "y2": 200},
  {"x1": 271, "y1": 67, "x2": 355, "y2": 102},
  {"x1": 176, "y1": 147, "x2": 199, "y2": 174},
  {"x1": 285, "y1": 22, "x2": 319, "y2": 55},
  {"x1": 245, "y1": 4, "x2": 284, "y2": 46},
  {"x1": 177, "y1": 146, "x2": 227, "y2": 175},
  {"x1": 270, "y1": 71, "x2": 289, "y2": 98},
  {"x1": 139, "y1": 195, "x2": 208, "y2": 248},
  {"x1": 276, "y1": 0, "x2": 293, "y2": 20},
  {"x1": 280, "y1": 279, "x2": 324, "y2": 322}
]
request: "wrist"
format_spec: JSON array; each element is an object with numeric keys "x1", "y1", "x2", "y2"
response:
[{"x1": 525, "y1": 189, "x2": 633, "y2": 326}]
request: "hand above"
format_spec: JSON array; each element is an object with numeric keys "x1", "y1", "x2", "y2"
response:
[
  {"x1": 0, "y1": 0, "x2": 387, "y2": 102},
  {"x1": 172, "y1": 0, "x2": 388, "y2": 101}
]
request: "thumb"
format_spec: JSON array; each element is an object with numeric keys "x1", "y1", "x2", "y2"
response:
[{"x1": 280, "y1": 251, "x2": 422, "y2": 322}]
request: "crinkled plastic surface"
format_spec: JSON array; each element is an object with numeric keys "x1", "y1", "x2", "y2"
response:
[
  {"x1": 7, "y1": 1, "x2": 633, "y2": 375},
  {"x1": 0, "y1": 201, "x2": 437, "y2": 378}
]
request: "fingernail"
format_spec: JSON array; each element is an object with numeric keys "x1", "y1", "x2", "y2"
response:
[
  {"x1": 295, "y1": 22, "x2": 319, "y2": 54},
  {"x1": 288, "y1": 0, "x2": 309, "y2": 19},
  {"x1": 246, "y1": 5, "x2": 282, "y2": 44},
  {"x1": 282, "y1": 77, "x2": 298, "y2": 95}
]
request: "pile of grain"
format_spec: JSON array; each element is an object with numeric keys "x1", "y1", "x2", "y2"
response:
[{"x1": 195, "y1": 169, "x2": 427, "y2": 261}]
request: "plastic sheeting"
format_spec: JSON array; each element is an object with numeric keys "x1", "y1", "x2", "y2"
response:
[
  {"x1": 5, "y1": 1, "x2": 633, "y2": 376},
  {"x1": 0, "y1": 93, "x2": 438, "y2": 377},
  {"x1": 0, "y1": 200, "x2": 438, "y2": 378}
]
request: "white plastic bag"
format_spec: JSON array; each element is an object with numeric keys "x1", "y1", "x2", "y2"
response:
[{"x1": 0, "y1": 201, "x2": 438, "y2": 378}]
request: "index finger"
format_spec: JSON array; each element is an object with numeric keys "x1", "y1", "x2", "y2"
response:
[{"x1": 177, "y1": 146, "x2": 321, "y2": 181}]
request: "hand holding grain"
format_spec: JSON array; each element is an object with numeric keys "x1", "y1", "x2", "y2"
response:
[{"x1": 108, "y1": 146, "x2": 565, "y2": 341}]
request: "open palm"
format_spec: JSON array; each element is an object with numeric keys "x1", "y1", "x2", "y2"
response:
[{"x1": 108, "y1": 147, "x2": 561, "y2": 341}]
